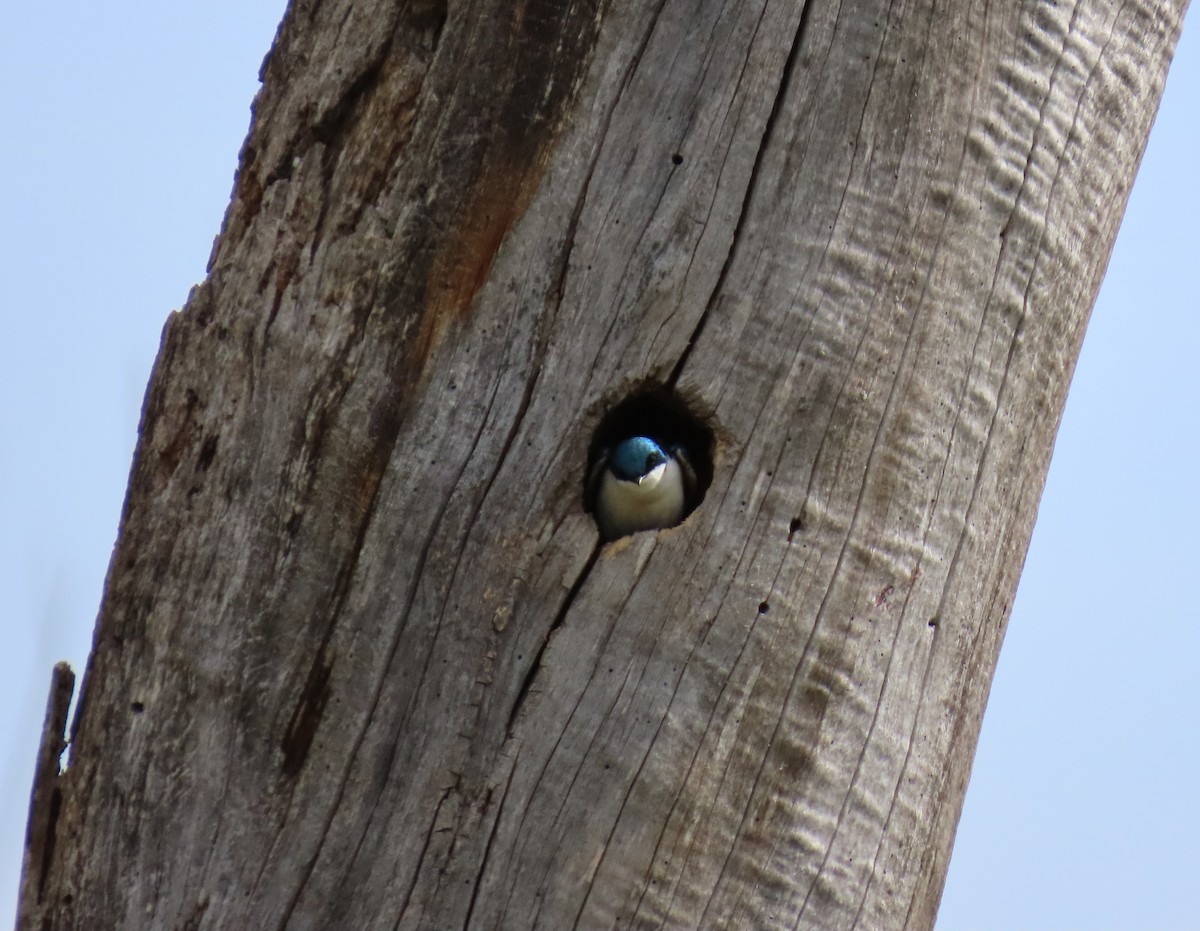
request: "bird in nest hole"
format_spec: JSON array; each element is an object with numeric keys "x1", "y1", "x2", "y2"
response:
[{"x1": 587, "y1": 435, "x2": 697, "y2": 541}]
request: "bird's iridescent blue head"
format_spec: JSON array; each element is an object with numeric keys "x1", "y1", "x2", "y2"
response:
[{"x1": 610, "y1": 436, "x2": 668, "y2": 482}]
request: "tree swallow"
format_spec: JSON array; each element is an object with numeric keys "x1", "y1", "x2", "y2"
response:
[{"x1": 587, "y1": 435, "x2": 696, "y2": 541}]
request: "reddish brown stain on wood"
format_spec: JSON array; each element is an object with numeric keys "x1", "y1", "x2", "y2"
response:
[{"x1": 424, "y1": 152, "x2": 550, "y2": 330}]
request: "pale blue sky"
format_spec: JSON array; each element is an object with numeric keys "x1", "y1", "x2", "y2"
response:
[{"x1": 1, "y1": 3, "x2": 1195, "y2": 928}]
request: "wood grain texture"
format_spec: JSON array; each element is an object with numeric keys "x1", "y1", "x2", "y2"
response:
[{"x1": 19, "y1": 0, "x2": 1185, "y2": 928}]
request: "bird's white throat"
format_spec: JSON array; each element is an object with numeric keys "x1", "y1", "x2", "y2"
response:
[
  {"x1": 638, "y1": 462, "x2": 668, "y2": 488},
  {"x1": 597, "y1": 458, "x2": 685, "y2": 539}
]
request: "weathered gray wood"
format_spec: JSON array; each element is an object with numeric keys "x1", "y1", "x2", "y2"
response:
[{"x1": 19, "y1": 0, "x2": 1185, "y2": 928}]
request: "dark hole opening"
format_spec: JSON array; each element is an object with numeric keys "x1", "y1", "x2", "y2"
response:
[{"x1": 584, "y1": 387, "x2": 715, "y2": 533}]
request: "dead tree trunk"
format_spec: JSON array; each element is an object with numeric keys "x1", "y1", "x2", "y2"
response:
[{"x1": 19, "y1": 0, "x2": 1185, "y2": 928}]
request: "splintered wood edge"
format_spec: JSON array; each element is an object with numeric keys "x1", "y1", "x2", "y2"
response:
[{"x1": 18, "y1": 662, "x2": 75, "y2": 926}]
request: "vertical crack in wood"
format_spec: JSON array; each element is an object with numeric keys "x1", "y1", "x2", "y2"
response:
[
  {"x1": 459, "y1": 761, "x2": 518, "y2": 931},
  {"x1": 277, "y1": 373, "x2": 401, "y2": 781},
  {"x1": 273, "y1": 470, "x2": 460, "y2": 928},
  {"x1": 668, "y1": 0, "x2": 815, "y2": 388},
  {"x1": 504, "y1": 546, "x2": 602, "y2": 736},
  {"x1": 280, "y1": 641, "x2": 334, "y2": 777},
  {"x1": 394, "y1": 778, "x2": 460, "y2": 922}
]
